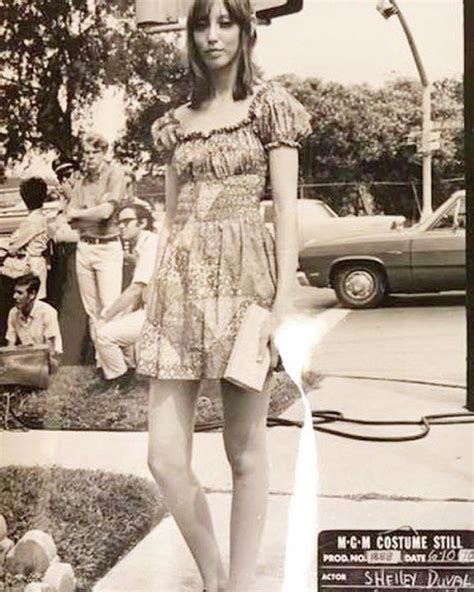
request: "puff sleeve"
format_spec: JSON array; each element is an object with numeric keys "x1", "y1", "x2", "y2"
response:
[
  {"x1": 151, "y1": 110, "x2": 181, "y2": 163},
  {"x1": 253, "y1": 82, "x2": 312, "y2": 150}
]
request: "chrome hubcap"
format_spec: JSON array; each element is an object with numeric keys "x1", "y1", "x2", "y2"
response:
[{"x1": 344, "y1": 270, "x2": 375, "y2": 300}]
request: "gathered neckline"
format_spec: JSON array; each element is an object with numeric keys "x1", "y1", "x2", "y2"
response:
[{"x1": 170, "y1": 81, "x2": 270, "y2": 141}]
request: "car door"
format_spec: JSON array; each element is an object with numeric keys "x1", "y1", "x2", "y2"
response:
[{"x1": 410, "y1": 197, "x2": 465, "y2": 291}]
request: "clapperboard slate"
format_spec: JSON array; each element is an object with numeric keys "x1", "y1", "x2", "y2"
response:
[{"x1": 318, "y1": 530, "x2": 473, "y2": 591}]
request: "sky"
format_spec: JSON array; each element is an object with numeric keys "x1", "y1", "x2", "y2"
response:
[
  {"x1": 255, "y1": 0, "x2": 463, "y2": 84},
  {"x1": 14, "y1": 0, "x2": 464, "y2": 176}
]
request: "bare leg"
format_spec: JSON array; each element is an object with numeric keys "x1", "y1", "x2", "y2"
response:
[
  {"x1": 148, "y1": 379, "x2": 227, "y2": 592},
  {"x1": 221, "y1": 376, "x2": 271, "y2": 592}
]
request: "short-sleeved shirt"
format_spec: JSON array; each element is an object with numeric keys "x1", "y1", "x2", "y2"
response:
[
  {"x1": 69, "y1": 162, "x2": 126, "y2": 239},
  {"x1": 7, "y1": 300, "x2": 63, "y2": 354},
  {"x1": 131, "y1": 230, "x2": 159, "y2": 306},
  {"x1": 132, "y1": 230, "x2": 160, "y2": 286},
  {"x1": 7, "y1": 209, "x2": 49, "y2": 299},
  {"x1": 9, "y1": 209, "x2": 48, "y2": 257}
]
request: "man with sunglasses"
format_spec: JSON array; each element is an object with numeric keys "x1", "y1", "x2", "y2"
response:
[{"x1": 95, "y1": 203, "x2": 159, "y2": 380}]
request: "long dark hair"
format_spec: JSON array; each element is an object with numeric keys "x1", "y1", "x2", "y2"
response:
[{"x1": 187, "y1": 0, "x2": 257, "y2": 108}]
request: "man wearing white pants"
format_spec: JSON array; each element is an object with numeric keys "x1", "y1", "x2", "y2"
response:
[
  {"x1": 60, "y1": 134, "x2": 126, "y2": 358},
  {"x1": 96, "y1": 203, "x2": 159, "y2": 379}
]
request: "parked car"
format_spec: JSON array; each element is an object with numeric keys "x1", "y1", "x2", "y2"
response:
[
  {"x1": 299, "y1": 190, "x2": 465, "y2": 308},
  {"x1": 260, "y1": 198, "x2": 405, "y2": 251}
]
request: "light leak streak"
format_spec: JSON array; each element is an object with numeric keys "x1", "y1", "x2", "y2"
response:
[{"x1": 274, "y1": 313, "x2": 329, "y2": 592}]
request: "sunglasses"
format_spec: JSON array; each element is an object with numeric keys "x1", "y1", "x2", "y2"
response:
[{"x1": 118, "y1": 217, "x2": 138, "y2": 226}]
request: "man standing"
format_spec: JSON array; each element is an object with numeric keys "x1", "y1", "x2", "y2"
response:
[
  {"x1": 6, "y1": 273, "x2": 62, "y2": 370},
  {"x1": 60, "y1": 133, "x2": 126, "y2": 360},
  {"x1": 96, "y1": 203, "x2": 159, "y2": 380},
  {"x1": 47, "y1": 157, "x2": 90, "y2": 365}
]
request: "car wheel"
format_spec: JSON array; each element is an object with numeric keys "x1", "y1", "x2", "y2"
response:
[{"x1": 333, "y1": 264, "x2": 387, "y2": 309}]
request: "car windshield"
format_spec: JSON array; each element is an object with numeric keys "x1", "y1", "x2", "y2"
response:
[
  {"x1": 309, "y1": 201, "x2": 337, "y2": 218},
  {"x1": 426, "y1": 192, "x2": 465, "y2": 231}
]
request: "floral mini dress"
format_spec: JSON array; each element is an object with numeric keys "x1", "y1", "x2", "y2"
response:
[{"x1": 136, "y1": 81, "x2": 311, "y2": 380}]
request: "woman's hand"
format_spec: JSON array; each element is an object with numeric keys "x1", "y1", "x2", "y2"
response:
[
  {"x1": 257, "y1": 306, "x2": 290, "y2": 368},
  {"x1": 162, "y1": 124, "x2": 179, "y2": 150}
]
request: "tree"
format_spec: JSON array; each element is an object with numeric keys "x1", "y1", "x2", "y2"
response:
[
  {"x1": 278, "y1": 75, "x2": 422, "y2": 181},
  {"x1": 110, "y1": 25, "x2": 189, "y2": 172},
  {"x1": 280, "y1": 74, "x2": 463, "y2": 181},
  {"x1": 2, "y1": 0, "x2": 106, "y2": 160},
  {"x1": 278, "y1": 74, "x2": 463, "y2": 217},
  {"x1": 0, "y1": 0, "x2": 186, "y2": 165},
  {"x1": 431, "y1": 77, "x2": 464, "y2": 179}
]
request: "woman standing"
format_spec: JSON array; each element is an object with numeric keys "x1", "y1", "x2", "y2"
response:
[{"x1": 137, "y1": 0, "x2": 311, "y2": 590}]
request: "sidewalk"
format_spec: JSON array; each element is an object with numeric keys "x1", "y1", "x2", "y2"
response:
[
  {"x1": 92, "y1": 379, "x2": 471, "y2": 592},
  {"x1": 0, "y1": 296, "x2": 471, "y2": 591},
  {"x1": 1, "y1": 378, "x2": 470, "y2": 591}
]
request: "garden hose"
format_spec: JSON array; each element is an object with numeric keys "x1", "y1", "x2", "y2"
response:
[
  {"x1": 195, "y1": 410, "x2": 474, "y2": 443},
  {"x1": 4, "y1": 374, "x2": 473, "y2": 443}
]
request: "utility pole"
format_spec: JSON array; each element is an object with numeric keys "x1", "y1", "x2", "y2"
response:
[
  {"x1": 465, "y1": 0, "x2": 473, "y2": 411},
  {"x1": 377, "y1": 0, "x2": 433, "y2": 220}
]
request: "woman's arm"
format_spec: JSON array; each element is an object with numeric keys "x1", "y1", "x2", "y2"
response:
[
  {"x1": 163, "y1": 164, "x2": 179, "y2": 230},
  {"x1": 257, "y1": 146, "x2": 299, "y2": 362},
  {"x1": 269, "y1": 146, "x2": 299, "y2": 311},
  {"x1": 151, "y1": 164, "x2": 179, "y2": 271}
]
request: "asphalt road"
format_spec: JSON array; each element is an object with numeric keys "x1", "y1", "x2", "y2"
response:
[{"x1": 293, "y1": 286, "x2": 466, "y2": 389}]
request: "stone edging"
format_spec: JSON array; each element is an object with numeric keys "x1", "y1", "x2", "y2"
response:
[{"x1": 0, "y1": 514, "x2": 76, "y2": 592}]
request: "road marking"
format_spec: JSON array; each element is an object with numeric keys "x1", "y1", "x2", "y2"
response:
[
  {"x1": 275, "y1": 307, "x2": 351, "y2": 592},
  {"x1": 314, "y1": 308, "x2": 351, "y2": 342},
  {"x1": 275, "y1": 307, "x2": 351, "y2": 380}
]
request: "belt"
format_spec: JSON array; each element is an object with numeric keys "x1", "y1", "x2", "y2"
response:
[{"x1": 80, "y1": 236, "x2": 119, "y2": 245}]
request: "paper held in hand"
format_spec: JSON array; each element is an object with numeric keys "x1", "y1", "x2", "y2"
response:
[{"x1": 223, "y1": 303, "x2": 271, "y2": 393}]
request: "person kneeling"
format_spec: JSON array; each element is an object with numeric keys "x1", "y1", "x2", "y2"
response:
[
  {"x1": 96, "y1": 204, "x2": 159, "y2": 380},
  {"x1": 6, "y1": 273, "x2": 62, "y2": 372}
]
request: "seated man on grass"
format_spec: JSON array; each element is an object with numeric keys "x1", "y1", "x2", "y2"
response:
[
  {"x1": 6, "y1": 273, "x2": 62, "y2": 371},
  {"x1": 96, "y1": 203, "x2": 159, "y2": 381}
]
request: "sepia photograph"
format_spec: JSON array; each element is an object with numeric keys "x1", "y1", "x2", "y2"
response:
[{"x1": 0, "y1": 0, "x2": 471, "y2": 591}]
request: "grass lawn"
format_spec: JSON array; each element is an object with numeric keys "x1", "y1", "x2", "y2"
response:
[
  {"x1": 1, "y1": 366, "x2": 300, "y2": 431},
  {"x1": 0, "y1": 370, "x2": 300, "y2": 589},
  {"x1": 0, "y1": 466, "x2": 165, "y2": 591}
]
